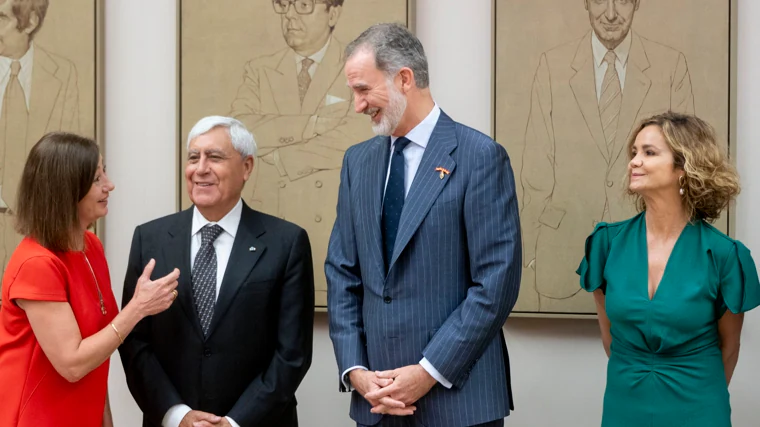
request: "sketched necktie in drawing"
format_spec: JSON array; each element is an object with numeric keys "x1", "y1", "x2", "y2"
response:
[
  {"x1": 298, "y1": 57, "x2": 314, "y2": 105},
  {"x1": 599, "y1": 50, "x2": 622, "y2": 156},
  {"x1": 0, "y1": 60, "x2": 29, "y2": 213}
]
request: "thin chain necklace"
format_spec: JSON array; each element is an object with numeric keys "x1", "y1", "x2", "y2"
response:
[{"x1": 83, "y1": 253, "x2": 107, "y2": 316}]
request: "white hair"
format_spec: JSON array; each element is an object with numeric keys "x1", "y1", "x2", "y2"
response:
[{"x1": 186, "y1": 115, "x2": 257, "y2": 158}]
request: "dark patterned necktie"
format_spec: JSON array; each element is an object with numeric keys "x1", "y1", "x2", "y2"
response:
[
  {"x1": 298, "y1": 57, "x2": 314, "y2": 104},
  {"x1": 192, "y1": 224, "x2": 223, "y2": 337},
  {"x1": 382, "y1": 137, "x2": 412, "y2": 271}
]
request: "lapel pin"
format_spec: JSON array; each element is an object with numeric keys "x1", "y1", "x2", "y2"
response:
[
  {"x1": 435, "y1": 167, "x2": 450, "y2": 179},
  {"x1": 249, "y1": 246, "x2": 256, "y2": 252}
]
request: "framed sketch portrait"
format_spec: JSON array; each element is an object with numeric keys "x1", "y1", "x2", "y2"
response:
[
  {"x1": 180, "y1": 0, "x2": 413, "y2": 308},
  {"x1": 0, "y1": 0, "x2": 100, "y2": 278},
  {"x1": 495, "y1": 0, "x2": 731, "y2": 315}
]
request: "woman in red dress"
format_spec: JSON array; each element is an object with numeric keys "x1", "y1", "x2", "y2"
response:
[{"x1": 0, "y1": 133, "x2": 181, "y2": 426}]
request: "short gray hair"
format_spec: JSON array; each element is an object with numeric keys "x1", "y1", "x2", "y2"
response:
[
  {"x1": 345, "y1": 23, "x2": 429, "y2": 89},
  {"x1": 186, "y1": 116, "x2": 257, "y2": 158}
]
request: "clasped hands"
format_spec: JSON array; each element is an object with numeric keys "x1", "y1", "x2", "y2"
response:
[
  {"x1": 350, "y1": 364, "x2": 437, "y2": 416},
  {"x1": 179, "y1": 410, "x2": 231, "y2": 427}
]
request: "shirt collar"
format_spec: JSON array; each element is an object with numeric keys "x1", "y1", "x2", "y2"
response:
[
  {"x1": 192, "y1": 198, "x2": 243, "y2": 238},
  {"x1": 0, "y1": 42, "x2": 34, "y2": 78},
  {"x1": 591, "y1": 30, "x2": 632, "y2": 68},
  {"x1": 391, "y1": 103, "x2": 441, "y2": 149},
  {"x1": 294, "y1": 36, "x2": 331, "y2": 66}
]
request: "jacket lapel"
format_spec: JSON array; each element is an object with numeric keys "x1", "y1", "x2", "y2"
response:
[
  {"x1": 388, "y1": 112, "x2": 457, "y2": 271},
  {"x1": 300, "y1": 39, "x2": 344, "y2": 114},
  {"x1": 569, "y1": 32, "x2": 609, "y2": 162},
  {"x1": 266, "y1": 49, "x2": 302, "y2": 115},
  {"x1": 27, "y1": 48, "x2": 61, "y2": 148},
  {"x1": 610, "y1": 32, "x2": 651, "y2": 167},
  {"x1": 366, "y1": 136, "x2": 390, "y2": 278},
  {"x1": 206, "y1": 203, "x2": 266, "y2": 339},
  {"x1": 163, "y1": 208, "x2": 204, "y2": 339}
]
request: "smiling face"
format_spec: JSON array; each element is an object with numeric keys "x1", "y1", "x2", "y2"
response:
[
  {"x1": 345, "y1": 48, "x2": 407, "y2": 136},
  {"x1": 628, "y1": 125, "x2": 683, "y2": 198},
  {"x1": 585, "y1": 0, "x2": 639, "y2": 49},
  {"x1": 77, "y1": 156, "x2": 114, "y2": 229},
  {"x1": 185, "y1": 126, "x2": 253, "y2": 221}
]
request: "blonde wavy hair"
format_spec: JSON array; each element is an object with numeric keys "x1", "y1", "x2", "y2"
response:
[{"x1": 625, "y1": 112, "x2": 739, "y2": 222}]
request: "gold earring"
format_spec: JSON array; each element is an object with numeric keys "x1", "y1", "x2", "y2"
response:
[{"x1": 679, "y1": 175, "x2": 685, "y2": 196}]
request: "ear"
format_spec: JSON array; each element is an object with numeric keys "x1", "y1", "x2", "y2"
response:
[
  {"x1": 634, "y1": 0, "x2": 641, "y2": 11},
  {"x1": 23, "y1": 12, "x2": 40, "y2": 35},
  {"x1": 583, "y1": 0, "x2": 589, "y2": 11},
  {"x1": 243, "y1": 155, "x2": 255, "y2": 181},
  {"x1": 328, "y1": 5, "x2": 342, "y2": 28},
  {"x1": 397, "y1": 67, "x2": 415, "y2": 93}
]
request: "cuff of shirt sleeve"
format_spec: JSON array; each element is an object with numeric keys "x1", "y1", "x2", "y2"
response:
[
  {"x1": 341, "y1": 365, "x2": 368, "y2": 392},
  {"x1": 162, "y1": 404, "x2": 192, "y2": 427},
  {"x1": 226, "y1": 416, "x2": 240, "y2": 427},
  {"x1": 420, "y1": 357, "x2": 453, "y2": 389}
]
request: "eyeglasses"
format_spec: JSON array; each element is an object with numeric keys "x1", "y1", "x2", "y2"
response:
[{"x1": 273, "y1": 0, "x2": 330, "y2": 15}]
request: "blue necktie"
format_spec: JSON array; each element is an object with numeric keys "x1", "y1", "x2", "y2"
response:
[{"x1": 382, "y1": 137, "x2": 412, "y2": 271}]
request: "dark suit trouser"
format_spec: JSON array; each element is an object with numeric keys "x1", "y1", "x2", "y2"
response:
[{"x1": 358, "y1": 418, "x2": 504, "y2": 427}]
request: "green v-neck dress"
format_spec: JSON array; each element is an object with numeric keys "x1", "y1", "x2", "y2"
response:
[{"x1": 577, "y1": 212, "x2": 760, "y2": 427}]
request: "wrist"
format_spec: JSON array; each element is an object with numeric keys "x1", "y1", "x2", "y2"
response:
[{"x1": 122, "y1": 299, "x2": 145, "y2": 323}]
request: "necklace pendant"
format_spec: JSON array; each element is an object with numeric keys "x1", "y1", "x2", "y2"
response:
[{"x1": 101, "y1": 301, "x2": 107, "y2": 316}]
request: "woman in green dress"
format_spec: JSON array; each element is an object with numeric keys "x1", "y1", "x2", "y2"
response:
[{"x1": 578, "y1": 112, "x2": 760, "y2": 427}]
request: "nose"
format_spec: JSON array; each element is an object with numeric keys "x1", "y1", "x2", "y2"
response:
[
  {"x1": 605, "y1": 0, "x2": 617, "y2": 20},
  {"x1": 354, "y1": 94, "x2": 367, "y2": 114},
  {"x1": 196, "y1": 156, "x2": 210, "y2": 174},
  {"x1": 102, "y1": 173, "x2": 115, "y2": 192},
  {"x1": 629, "y1": 155, "x2": 642, "y2": 168},
  {"x1": 285, "y1": 1, "x2": 297, "y2": 18}
]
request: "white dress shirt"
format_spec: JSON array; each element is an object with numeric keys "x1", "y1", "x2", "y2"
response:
[
  {"x1": 0, "y1": 43, "x2": 34, "y2": 115},
  {"x1": 342, "y1": 103, "x2": 454, "y2": 391},
  {"x1": 294, "y1": 37, "x2": 331, "y2": 79},
  {"x1": 162, "y1": 199, "x2": 243, "y2": 427},
  {"x1": 591, "y1": 30, "x2": 632, "y2": 102}
]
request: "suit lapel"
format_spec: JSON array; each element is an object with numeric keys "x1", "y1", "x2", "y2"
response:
[
  {"x1": 570, "y1": 32, "x2": 608, "y2": 162},
  {"x1": 300, "y1": 39, "x2": 344, "y2": 114},
  {"x1": 610, "y1": 32, "x2": 651, "y2": 167},
  {"x1": 163, "y1": 208, "x2": 204, "y2": 339},
  {"x1": 366, "y1": 136, "x2": 390, "y2": 278},
  {"x1": 266, "y1": 49, "x2": 301, "y2": 115},
  {"x1": 388, "y1": 112, "x2": 457, "y2": 271},
  {"x1": 206, "y1": 203, "x2": 266, "y2": 339},
  {"x1": 27, "y1": 48, "x2": 61, "y2": 148}
]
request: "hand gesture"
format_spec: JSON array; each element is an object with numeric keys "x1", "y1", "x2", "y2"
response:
[{"x1": 130, "y1": 259, "x2": 180, "y2": 317}]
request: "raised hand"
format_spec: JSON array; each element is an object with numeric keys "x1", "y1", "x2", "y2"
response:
[{"x1": 130, "y1": 259, "x2": 180, "y2": 317}]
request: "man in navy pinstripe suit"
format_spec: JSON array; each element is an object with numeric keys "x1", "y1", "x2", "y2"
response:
[{"x1": 326, "y1": 23, "x2": 522, "y2": 427}]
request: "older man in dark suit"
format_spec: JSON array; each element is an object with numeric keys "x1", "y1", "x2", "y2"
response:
[{"x1": 120, "y1": 116, "x2": 314, "y2": 427}]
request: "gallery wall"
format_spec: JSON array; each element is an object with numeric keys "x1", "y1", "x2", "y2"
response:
[{"x1": 104, "y1": 1, "x2": 760, "y2": 426}]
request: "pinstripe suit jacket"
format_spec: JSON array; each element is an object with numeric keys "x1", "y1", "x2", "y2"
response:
[{"x1": 326, "y1": 111, "x2": 522, "y2": 426}]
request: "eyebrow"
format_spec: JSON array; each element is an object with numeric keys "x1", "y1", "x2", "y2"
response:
[
  {"x1": 188, "y1": 148, "x2": 228, "y2": 157},
  {"x1": 348, "y1": 82, "x2": 370, "y2": 90}
]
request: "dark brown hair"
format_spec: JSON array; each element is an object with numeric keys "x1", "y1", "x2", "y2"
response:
[
  {"x1": 625, "y1": 112, "x2": 739, "y2": 222},
  {"x1": 15, "y1": 132, "x2": 99, "y2": 252},
  {"x1": 11, "y1": 0, "x2": 48, "y2": 38}
]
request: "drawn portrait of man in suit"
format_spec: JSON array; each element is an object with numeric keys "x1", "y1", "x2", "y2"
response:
[
  {"x1": 515, "y1": 0, "x2": 702, "y2": 312},
  {"x1": 229, "y1": 0, "x2": 375, "y2": 305},
  {"x1": 0, "y1": 0, "x2": 81, "y2": 270}
]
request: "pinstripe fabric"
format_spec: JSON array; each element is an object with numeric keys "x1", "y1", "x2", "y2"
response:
[{"x1": 326, "y1": 111, "x2": 522, "y2": 427}]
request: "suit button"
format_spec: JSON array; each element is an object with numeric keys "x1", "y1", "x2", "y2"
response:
[
  {"x1": 606, "y1": 180, "x2": 613, "y2": 187},
  {"x1": 384, "y1": 296, "x2": 392, "y2": 304},
  {"x1": 203, "y1": 348, "x2": 212, "y2": 357},
  {"x1": 279, "y1": 137, "x2": 287, "y2": 144},
  {"x1": 315, "y1": 180, "x2": 323, "y2": 188},
  {"x1": 315, "y1": 215, "x2": 322, "y2": 223},
  {"x1": 279, "y1": 181, "x2": 287, "y2": 188}
]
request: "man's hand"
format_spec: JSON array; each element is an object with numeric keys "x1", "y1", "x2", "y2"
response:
[
  {"x1": 366, "y1": 364, "x2": 437, "y2": 409},
  {"x1": 178, "y1": 410, "x2": 221, "y2": 427},
  {"x1": 349, "y1": 369, "x2": 415, "y2": 416}
]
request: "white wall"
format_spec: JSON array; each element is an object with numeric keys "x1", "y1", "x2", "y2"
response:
[{"x1": 104, "y1": 1, "x2": 760, "y2": 426}]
